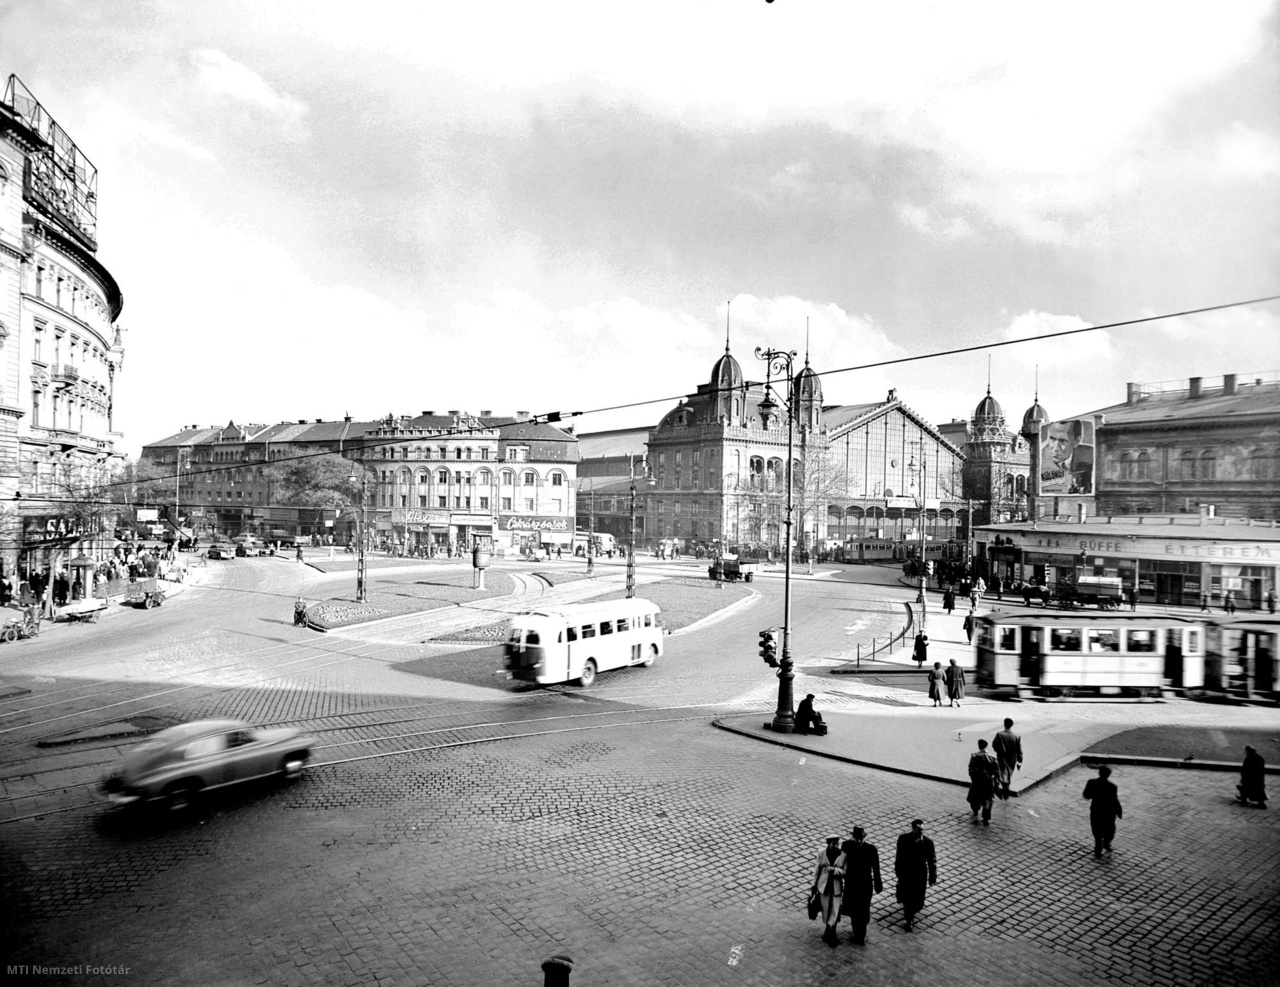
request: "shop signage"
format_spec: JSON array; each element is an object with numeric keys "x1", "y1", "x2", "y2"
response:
[
  {"x1": 392, "y1": 509, "x2": 450, "y2": 526},
  {"x1": 500, "y1": 514, "x2": 571, "y2": 532},
  {"x1": 23, "y1": 514, "x2": 101, "y2": 546},
  {"x1": 136, "y1": 508, "x2": 158, "y2": 522},
  {"x1": 999, "y1": 532, "x2": 1279, "y2": 562},
  {"x1": 453, "y1": 515, "x2": 494, "y2": 527}
]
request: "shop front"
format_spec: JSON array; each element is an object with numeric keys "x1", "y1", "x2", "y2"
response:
[
  {"x1": 499, "y1": 514, "x2": 573, "y2": 555},
  {"x1": 390, "y1": 509, "x2": 451, "y2": 554},
  {"x1": 976, "y1": 518, "x2": 1279, "y2": 611}
]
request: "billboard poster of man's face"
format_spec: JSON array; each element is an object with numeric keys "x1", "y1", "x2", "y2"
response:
[{"x1": 1038, "y1": 419, "x2": 1094, "y2": 496}]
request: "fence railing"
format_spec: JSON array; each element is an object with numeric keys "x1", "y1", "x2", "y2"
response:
[{"x1": 833, "y1": 601, "x2": 916, "y2": 671}]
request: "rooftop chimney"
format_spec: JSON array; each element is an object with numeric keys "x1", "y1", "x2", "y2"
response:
[
  {"x1": 422, "y1": 411, "x2": 434, "y2": 417},
  {"x1": 298, "y1": 419, "x2": 306, "y2": 424},
  {"x1": 1224, "y1": 374, "x2": 1237, "y2": 395},
  {"x1": 1189, "y1": 377, "x2": 1202, "y2": 399},
  {"x1": 315, "y1": 418, "x2": 322, "y2": 423},
  {"x1": 1126, "y1": 382, "x2": 1139, "y2": 406},
  {"x1": 480, "y1": 410, "x2": 492, "y2": 417},
  {"x1": 516, "y1": 411, "x2": 530, "y2": 419}
]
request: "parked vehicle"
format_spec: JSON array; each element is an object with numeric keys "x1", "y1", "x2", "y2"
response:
[
  {"x1": 707, "y1": 556, "x2": 761, "y2": 582},
  {"x1": 100, "y1": 718, "x2": 317, "y2": 812},
  {"x1": 2, "y1": 606, "x2": 41, "y2": 642},
  {"x1": 125, "y1": 578, "x2": 167, "y2": 609},
  {"x1": 206, "y1": 543, "x2": 236, "y2": 560},
  {"x1": 233, "y1": 534, "x2": 266, "y2": 557},
  {"x1": 57, "y1": 597, "x2": 108, "y2": 623}
]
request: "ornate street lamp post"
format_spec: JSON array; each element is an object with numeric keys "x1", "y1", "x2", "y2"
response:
[
  {"x1": 348, "y1": 463, "x2": 369, "y2": 603},
  {"x1": 627, "y1": 458, "x2": 654, "y2": 598},
  {"x1": 579, "y1": 476, "x2": 595, "y2": 576},
  {"x1": 755, "y1": 345, "x2": 797, "y2": 734}
]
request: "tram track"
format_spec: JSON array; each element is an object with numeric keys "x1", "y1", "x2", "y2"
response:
[{"x1": 0, "y1": 700, "x2": 763, "y2": 825}]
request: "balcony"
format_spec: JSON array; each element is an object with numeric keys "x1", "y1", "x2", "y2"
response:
[{"x1": 51, "y1": 363, "x2": 79, "y2": 383}]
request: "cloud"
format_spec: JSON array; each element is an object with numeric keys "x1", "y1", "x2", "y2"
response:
[
  {"x1": 191, "y1": 49, "x2": 308, "y2": 139},
  {"x1": 1215, "y1": 122, "x2": 1280, "y2": 179},
  {"x1": 88, "y1": 95, "x2": 214, "y2": 161},
  {"x1": 996, "y1": 310, "x2": 1115, "y2": 368},
  {"x1": 895, "y1": 201, "x2": 973, "y2": 241}
]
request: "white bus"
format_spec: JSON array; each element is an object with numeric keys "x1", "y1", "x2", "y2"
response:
[{"x1": 503, "y1": 598, "x2": 664, "y2": 687}]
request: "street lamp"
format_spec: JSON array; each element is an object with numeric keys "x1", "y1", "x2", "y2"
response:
[
  {"x1": 348, "y1": 463, "x2": 369, "y2": 603},
  {"x1": 579, "y1": 477, "x2": 595, "y2": 576},
  {"x1": 627, "y1": 458, "x2": 655, "y2": 599},
  {"x1": 755, "y1": 345, "x2": 797, "y2": 734},
  {"x1": 908, "y1": 450, "x2": 928, "y2": 623}
]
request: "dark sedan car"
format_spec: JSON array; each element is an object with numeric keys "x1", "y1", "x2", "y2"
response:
[{"x1": 101, "y1": 719, "x2": 316, "y2": 811}]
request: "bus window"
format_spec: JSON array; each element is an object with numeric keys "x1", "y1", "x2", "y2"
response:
[
  {"x1": 644, "y1": 614, "x2": 653, "y2": 627},
  {"x1": 582, "y1": 625, "x2": 596, "y2": 639},
  {"x1": 1126, "y1": 629, "x2": 1157, "y2": 653},
  {"x1": 1087, "y1": 630, "x2": 1121, "y2": 653},
  {"x1": 1050, "y1": 628, "x2": 1081, "y2": 651},
  {"x1": 566, "y1": 626, "x2": 578, "y2": 642},
  {"x1": 600, "y1": 621, "x2": 613, "y2": 636},
  {"x1": 526, "y1": 631, "x2": 540, "y2": 646},
  {"x1": 997, "y1": 627, "x2": 1018, "y2": 651},
  {"x1": 616, "y1": 618, "x2": 628, "y2": 633}
]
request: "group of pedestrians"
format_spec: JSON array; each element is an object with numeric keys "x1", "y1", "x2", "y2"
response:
[
  {"x1": 926, "y1": 659, "x2": 966, "y2": 707},
  {"x1": 965, "y1": 718, "x2": 1023, "y2": 824},
  {"x1": 809, "y1": 821, "x2": 936, "y2": 947}
]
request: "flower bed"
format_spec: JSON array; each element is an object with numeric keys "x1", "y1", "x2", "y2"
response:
[{"x1": 305, "y1": 571, "x2": 516, "y2": 629}]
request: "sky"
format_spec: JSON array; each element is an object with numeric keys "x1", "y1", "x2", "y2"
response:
[{"x1": 4, "y1": 0, "x2": 1278, "y2": 459}]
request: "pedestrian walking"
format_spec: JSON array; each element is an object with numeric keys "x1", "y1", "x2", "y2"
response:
[
  {"x1": 943, "y1": 588, "x2": 955, "y2": 615},
  {"x1": 1224, "y1": 590, "x2": 1236, "y2": 615},
  {"x1": 967, "y1": 739, "x2": 1001, "y2": 825},
  {"x1": 945, "y1": 659, "x2": 966, "y2": 707},
  {"x1": 1200, "y1": 592, "x2": 1210, "y2": 612},
  {"x1": 912, "y1": 631, "x2": 929, "y2": 667},
  {"x1": 963, "y1": 608, "x2": 977, "y2": 644},
  {"x1": 1236, "y1": 745, "x2": 1267, "y2": 808},
  {"x1": 994, "y1": 576, "x2": 1003, "y2": 601},
  {"x1": 1083, "y1": 765, "x2": 1123, "y2": 857},
  {"x1": 839, "y1": 827, "x2": 882, "y2": 945},
  {"x1": 926, "y1": 662, "x2": 946, "y2": 707},
  {"x1": 811, "y1": 834, "x2": 846, "y2": 947},
  {"x1": 1127, "y1": 585, "x2": 1138, "y2": 611},
  {"x1": 296, "y1": 545, "x2": 304, "y2": 564},
  {"x1": 992, "y1": 717, "x2": 1023, "y2": 800},
  {"x1": 1268, "y1": 588, "x2": 1277, "y2": 614},
  {"x1": 1023, "y1": 583, "x2": 1033, "y2": 607},
  {"x1": 893, "y1": 819, "x2": 936, "y2": 931}
]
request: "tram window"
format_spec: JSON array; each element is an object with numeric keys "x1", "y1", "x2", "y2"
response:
[
  {"x1": 997, "y1": 627, "x2": 1018, "y2": 651},
  {"x1": 566, "y1": 627, "x2": 578, "y2": 642},
  {"x1": 976, "y1": 624, "x2": 993, "y2": 648},
  {"x1": 1185, "y1": 629, "x2": 1201, "y2": 653},
  {"x1": 1087, "y1": 630, "x2": 1121, "y2": 653},
  {"x1": 1050, "y1": 628, "x2": 1082, "y2": 651},
  {"x1": 525, "y1": 631, "x2": 540, "y2": 646},
  {"x1": 1126, "y1": 630, "x2": 1157, "y2": 653}
]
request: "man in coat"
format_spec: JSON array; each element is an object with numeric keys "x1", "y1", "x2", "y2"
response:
[
  {"x1": 912, "y1": 632, "x2": 929, "y2": 667},
  {"x1": 1237, "y1": 745, "x2": 1267, "y2": 808},
  {"x1": 893, "y1": 819, "x2": 936, "y2": 931},
  {"x1": 943, "y1": 588, "x2": 956, "y2": 615},
  {"x1": 992, "y1": 718, "x2": 1023, "y2": 800},
  {"x1": 1083, "y1": 765, "x2": 1123, "y2": 857},
  {"x1": 962, "y1": 609, "x2": 977, "y2": 644},
  {"x1": 967, "y1": 739, "x2": 1001, "y2": 825},
  {"x1": 945, "y1": 658, "x2": 966, "y2": 707},
  {"x1": 839, "y1": 826, "x2": 883, "y2": 945}
]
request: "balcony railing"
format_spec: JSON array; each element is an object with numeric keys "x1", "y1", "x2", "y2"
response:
[{"x1": 51, "y1": 363, "x2": 79, "y2": 382}]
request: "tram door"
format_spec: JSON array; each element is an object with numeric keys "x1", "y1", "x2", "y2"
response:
[
  {"x1": 1019, "y1": 627, "x2": 1043, "y2": 686},
  {"x1": 1254, "y1": 633, "x2": 1275, "y2": 695},
  {"x1": 1164, "y1": 630, "x2": 1184, "y2": 687}
]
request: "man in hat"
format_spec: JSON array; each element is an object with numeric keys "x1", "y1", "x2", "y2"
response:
[
  {"x1": 795, "y1": 694, "x2": 824, "y2": 735},
  {"x1": 1083, "y1": 765, "x2": 1123, "y2": 857},
  {"x1": 840, "y1": 826, "x2": 882, "y2": 945},
  {"x1": 894, "y1": 819, "x2": 936, "y2": 931},
  {"x1": 992, "y1": 718, "x2": 1023, "y2": 800},
  {"x1": 811, "y1": 834, "x2": 845, "y2": 947}
]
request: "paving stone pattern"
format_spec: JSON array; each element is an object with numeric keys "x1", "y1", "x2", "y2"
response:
[{"x1": 4, "y1": 717, "x2": 1276, "y2": 987}]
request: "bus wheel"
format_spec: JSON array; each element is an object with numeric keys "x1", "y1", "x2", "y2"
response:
[
  {"x1": 577, "y1": 660, "x2": 597, "y2": 688},
  {"x1": 641, "y1": 645, "x2": 658, "y2": 668}
]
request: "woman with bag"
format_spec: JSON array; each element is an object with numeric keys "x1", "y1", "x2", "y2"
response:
[{"x1": 810, "y1": 834, "x2": 846, "y2": 947}]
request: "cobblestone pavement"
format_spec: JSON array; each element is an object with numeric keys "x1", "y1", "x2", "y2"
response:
[{"x1": 3, "y1": 714, "x2": 1277, "y2": 987}]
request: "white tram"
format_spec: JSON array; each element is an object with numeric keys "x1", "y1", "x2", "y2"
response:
[
  {"x1": 974, "y1": 611, "x2": 1206, "y2": 700},
  {"x1": 1203, "y1": 615, "x2": 1279, "y2": 702}
]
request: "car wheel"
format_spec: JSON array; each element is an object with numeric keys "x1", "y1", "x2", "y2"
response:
[
  {"x1": 641, "y1": 644, "x2": 658, "y2": 668},
  {"x1": 162, "y1": 780, "x2": 200, "y2": 812},
  {"x1": 2, "y1": 627, "x2": 16, "y2": 644},
  {"x1": 280, "y1": 751, "x2": 310, "y2": 779},
  {"x1": 143, "y1": 596, "x2": 154, "y2": 609},
  {"x1": 577, "y1": 659, "x2": 597, "y2": 688}
]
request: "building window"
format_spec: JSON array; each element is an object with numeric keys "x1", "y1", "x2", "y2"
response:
[
  {"x1": 502, "y1": 497, "x2": 512, "y2": 511},
  {"x1": 479, "y1": 496, "x2": 490, "y2": 509},
  {"x1": 419, "y1": 495, "x2": 428, "y2": 508},
  {"x1": 438, "y1": 495, "x2": 447, "y2": 508},
  {"x1": 400, "y1": 494, "x2": 407, "y2": 507},
  {"x1": 438, "y1": 446, "x2": 447, "y2": 459},
  {"x1": 502, "y1": 470, "x2": 514, "y2": 486},
  {"x1": 524, "y1": 471, "x2": 536, "y2": 486},
  {"x1": 453, "y1": 497, "x2": 461, "y2": 508},
  {"x1": 455, "y1": 448, "x2": 463, "y2": 460},
  {"x1": 524, "y1": 498, "x2": 535, "y2": 511},
  {"x1": 1199, "y1": 450, "x2": 1215, "y2": 481},
  {"x1": 551, "y1": 472, "x2": 563, "y2": 486},
  {"x1": 438, "y1": 469, "x2": 449, "y2": 484},
  {"x1": 464, "y1": 496, "x2": 471, "y2": 508},
  {"x1": 1179, "y1": 450, "x2": 1196, "y2": 481},
  {"x1": 31, "y1": 391, "x2": 39, "y2": 427},
  {"x1": 1136, "y1": 451, "x2": 1151, "y2": 482},
  {"x1": 454, "y1": 471, "x2": 462, "y2": 484},
  {"x1": 465, "y1": 447, "x2": 472, "y2": 460},
  {"x1": 481, "y1": 448, "x2": 490, "y2": 460}
]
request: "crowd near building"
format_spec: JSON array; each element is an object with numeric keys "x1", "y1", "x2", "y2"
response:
[{"x1": 0, "y1": 75, "x2": 126, "y2": 585}]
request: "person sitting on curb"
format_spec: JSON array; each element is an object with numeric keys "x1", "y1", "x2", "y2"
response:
[{"x1": 795, "y1": 694, "x2": 826, "y2": 736}]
